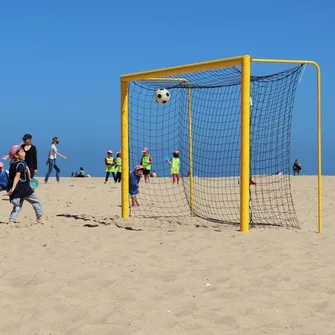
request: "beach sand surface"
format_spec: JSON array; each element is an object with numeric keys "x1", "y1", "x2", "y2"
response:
[{"x1": 0, "y1": 176, "x2": 334, "y2": 335}]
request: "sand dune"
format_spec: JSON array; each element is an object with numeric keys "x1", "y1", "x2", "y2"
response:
[{"x1": 0, "y1": 176, "x2": 334, "y2": 334}]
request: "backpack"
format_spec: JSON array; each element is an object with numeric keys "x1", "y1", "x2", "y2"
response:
[
  {"x1": 2, "y1": 161, "x2": 28, "y2": 192},
  {"x1": 0, "y1": 170, "x2": 9, "y2": 191}
]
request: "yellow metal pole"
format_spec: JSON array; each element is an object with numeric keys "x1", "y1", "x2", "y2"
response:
[
  {"x1": 121, "y1": 80, "x2": 130, "y2": 219},
  {"x1": 252, "y1": 58, "x2": 317, "y2": 65},
  {"x1": 121, "y1": 55, "x2": 244, "y2": 82},
  {"x1": 240, "y1": 55, "x2": 251, "y2": 233},
  {"x1": 315, "y1": 63, "x2": 322, "y2": 233},
  {"x1": 187, "y1": 84, "x2": 194, "y2": 216},
  {"x1": 252, "y1": 58, "x2": 322, "y2": 233}
]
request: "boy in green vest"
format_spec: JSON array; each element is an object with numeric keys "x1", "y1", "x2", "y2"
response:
[{"x1": 140, "y1": 147, "x2": 152, "y2": 183}]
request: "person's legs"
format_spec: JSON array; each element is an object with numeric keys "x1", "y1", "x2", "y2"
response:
[
  {"x1": 131, "y1": 195, "x2": 136, "y2": 207},
  {"x1": 9, "y1": 198, "x2": 24, "y2": 223},
  {"x1": 116, "y1": 172, "x2": 121, "y2": 183},
  {"x1": 54, "y1": 161, "x2": 60, "y2": 182},
  {"x1": 131, "y1": 195, "x2": 139, "y2": 207},
  {"x1": 105, "y1": 172, "x2": 110, "y2": 183},
  {"x1": 143, "y1": 170, "x2": 150, "y2": 183},
  {"x1": 112, "y1": 172, "x2": 117, "y2": 182},
  {"x1": 45, "y1": 159, "x2": 54, "y2": 183},
  {"x1": 29, "y1": 166, "x2": 35, "y2": 178},
  {"x1": 172, "y1": 174, "x2": 176, "y2": 184},
  {"x1": 25, "y1": 193, "x2": 43, "y2": 219},
  {"x1": 176, "y1": 173, "x2": 180, "y2": 185}
]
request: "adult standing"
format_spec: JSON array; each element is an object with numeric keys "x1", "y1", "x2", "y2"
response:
[
  {"x1": 45, "y1": 136, "x2": 67, "y2": 183},
  {"x1": 21, "y1": 134, "x2": 38, "y2": 178}
]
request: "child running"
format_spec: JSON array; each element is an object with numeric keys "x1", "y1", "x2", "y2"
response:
[
  {"x1": 168, "y1": 150, "x2": 180, "y2": 184},
  {"x1": 104, "y1": 150, "x2": 116, "y2": 183},
  {"x1": 7, "y1": 145, "x2": 43, "y2": 224},
  {"x1": 129, "y1": 165, "x2": 144, "y2": 207}
]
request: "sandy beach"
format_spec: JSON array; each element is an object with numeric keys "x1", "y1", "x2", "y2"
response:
[{"x1": 0, "y1": 176, "x2": 334, "y2": 335}]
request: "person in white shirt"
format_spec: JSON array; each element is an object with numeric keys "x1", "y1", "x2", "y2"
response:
[{"x1": 44, "y1": 137, "x2": 67, "y2": 183}]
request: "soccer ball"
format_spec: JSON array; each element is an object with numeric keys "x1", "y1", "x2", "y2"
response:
[{"x1": 155, "y1": 88, "x2": 170, "y2": 104}]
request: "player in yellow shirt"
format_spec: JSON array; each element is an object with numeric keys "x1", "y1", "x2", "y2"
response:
[
  {"x1": 140, "y1": 147, "x2": 152, "y2": 183},
  {"x1": 104, "y1": 150, "x2": 116, "y2": 183},
  {"x1": 168, "y1": 150, "x2": 180, "y2": 185}
]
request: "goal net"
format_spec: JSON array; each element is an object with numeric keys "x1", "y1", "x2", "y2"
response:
[{"x1": 126, "y1": 64, "x2": 303, "y2": 228}]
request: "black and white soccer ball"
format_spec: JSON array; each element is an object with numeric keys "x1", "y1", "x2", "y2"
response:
[{"x1": 155, "y1": 88, "x2": 170, "y2": 104}]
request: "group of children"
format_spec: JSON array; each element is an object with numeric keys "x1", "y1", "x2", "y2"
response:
[
  {"x1": 0, "y1": 134, "x2": 70, "y2": 224},
  {"x1": 0, "y1": 131, "x2": 182, "y2": 219},
  {"x1": 127, "y1": 147, "x2": 181, "y2": 207},
  {"x1": 104, "y1": 150, "x2": 122, "y2": 184}
]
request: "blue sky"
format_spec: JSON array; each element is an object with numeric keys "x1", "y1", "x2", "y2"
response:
[{"x1": 0, "y1": 0, "x2": 334, "y2": 176}]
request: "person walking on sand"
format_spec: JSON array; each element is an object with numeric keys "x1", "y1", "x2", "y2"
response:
[{"x1": 45, "y1": 136, "x2": 67, "y2": 184}]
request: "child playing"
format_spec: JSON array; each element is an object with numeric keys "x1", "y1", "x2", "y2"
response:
[
  {"x1": 7, "y1": 145, "x2": 43, "y2": 224},
  {"x1": 140, "y1": 147, "x2": 152, "y2": 183},
  {"x1": 104, "y1": 150, "x2": 116, "y2": 183},
  {"x1": 0, "y1": 162, "x2": 9, "y2": 192},
  {"x1": 168, "y1": 150, "x2": 180, "y2": 184},
  {"x1": 129, "y1": 165, "x2": 144, "y2": 207},
  {"x1": 293, "y1": 159, "x2": 302, "y2": 176},
  {"x1": 115, "y1": 151, "x2": 122, "y2": 183}
]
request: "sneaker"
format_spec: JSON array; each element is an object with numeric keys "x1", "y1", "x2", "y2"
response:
[
  {"x1": 36, "y1": 217, "x2": 45, "y2": 224},
  {"x1": 8, "y1": 220, "x2": 16, "y2": 224}
]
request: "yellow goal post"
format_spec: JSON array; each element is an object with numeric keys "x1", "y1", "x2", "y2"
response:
[{"x1": 120, "y1": 55, "x2": 322, "y2": 233}]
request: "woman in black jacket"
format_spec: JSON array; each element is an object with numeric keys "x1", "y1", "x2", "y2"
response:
[{"x1": 21, "y1": 133, "x2": 38, "y2": 178}]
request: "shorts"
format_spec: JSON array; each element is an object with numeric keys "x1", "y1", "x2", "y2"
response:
[
  {"x1": 143, "y1": 169, "x2": 151, "y2": 175},
  {"x1": 131, "y1": 194, "x2": 138, "y2": 198}
]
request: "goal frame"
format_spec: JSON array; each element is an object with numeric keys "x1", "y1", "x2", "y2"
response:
[{"x1": 120, "y1": 55, "x2": 322, "y2": 233}]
